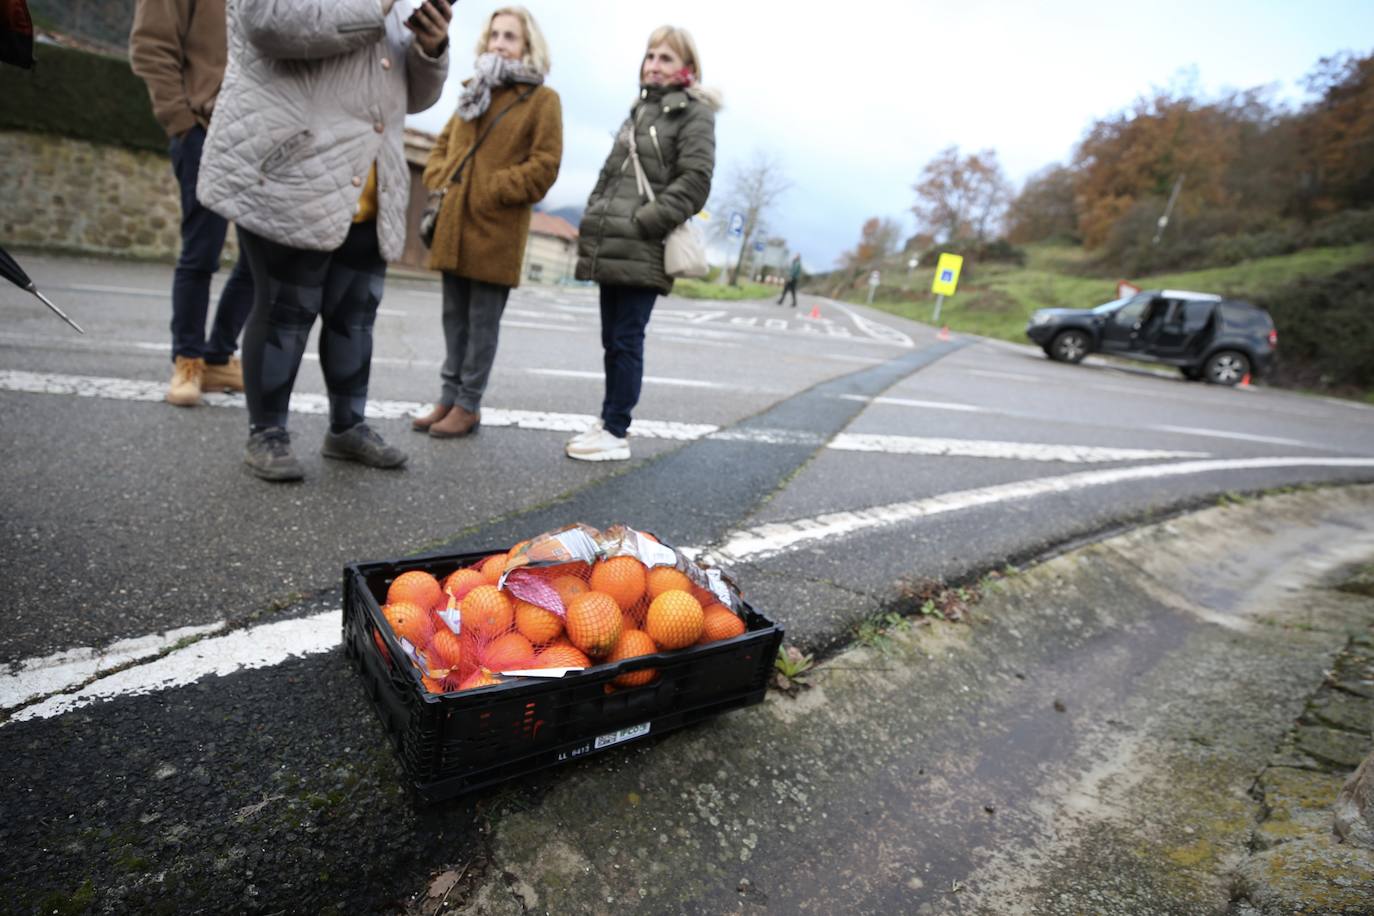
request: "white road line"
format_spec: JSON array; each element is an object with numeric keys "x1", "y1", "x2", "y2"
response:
[
  {"x1": 1151, "y1": 425, "x2": 1318, "y2": 448},
  {"x1": 828, "y1": 434, "x2": 1205, "y2": 463},
  {"x1": 0, "y1": 622, "x2": 224, "y2": 711},
  {"x1": 709, "y1": 456, "x2": 1374, "y2": 564},
  {"x1": 961, "y1": 368, "x2": 1044, "y2": 383},
  {"x1": 840, "y1": 394, "x2": 988, "y2": 413},
  {"x1": 8, "y1": 454, "x2": 1374, "y2": 723},
  {"x1": 5, "y1": 611, "x2": 339, "y2": 724},
  {"x1": 526, "y1": 368, "x2": 732, "y2": 389}
]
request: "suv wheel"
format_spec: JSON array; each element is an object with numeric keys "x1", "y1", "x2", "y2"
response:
[
  {"x1": 1204, "y1": 350, "x2": 1251, "y2": 386},
  {"x1": 1049, "y1": 330, "x2": 1090, "y2": 364}
]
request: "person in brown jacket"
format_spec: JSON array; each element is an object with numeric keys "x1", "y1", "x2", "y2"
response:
[
  {"x1": 411, "y1": 5, "x2": 562, "y2": 439},
  {"x1": 130, "y1": 0, "x2": 254, "y2": 407}
]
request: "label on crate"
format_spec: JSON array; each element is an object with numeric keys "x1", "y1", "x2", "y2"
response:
[{"x1": 594, "y1": 722, "x2": 651, "y2": 750}]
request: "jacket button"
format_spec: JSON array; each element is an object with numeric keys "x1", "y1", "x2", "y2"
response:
[
  {"x1": 380, "y1": 57, "x2": 391, "y2": 70},
  {"x1": 374, "y1": 122, "x2": 384, "y2": 133},
  {"x1": 352, "y1": 176, "x2": 362, "y2": 187}
]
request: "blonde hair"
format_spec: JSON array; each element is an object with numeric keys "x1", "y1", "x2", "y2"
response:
[
  {"x1": 645, "y1": 25, "x2": 701, "y2": 83},
  {"x1": 474, "y1": 6, "x2": 551, "y2": 75}
]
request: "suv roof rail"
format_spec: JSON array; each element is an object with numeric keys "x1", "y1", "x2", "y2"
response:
[{"x1": 1159, "y1": 289, "x2": 1223, "y2": 301}]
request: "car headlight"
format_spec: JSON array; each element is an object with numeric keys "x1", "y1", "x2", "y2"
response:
[{"x1": 1029, "y1": 312, "x2": 1051, "y2": 326}]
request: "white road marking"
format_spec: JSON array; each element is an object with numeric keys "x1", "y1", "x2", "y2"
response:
[
  {"x1": 961, "y1": 368, "x2": 1044, "y2": 383},
  {"x1": 819, "y1": 298, "x2": 916, "y2": 348},
  {"x1": 0, "y1": 622, "x2": 224, "y2": 711},
  {"x1": 828, "y1": 434, "x2": 1206, "y2": 463},
  {"x1": 8, "y1": 454, "x2": 1373, "y2": 723},
  {"x1": 1151, "y1": 425, "x2": 1317, "y2": 448},
  {"x1": 526, "y1": 368, "x2": 732, "y2": 389},
  {"x1": 709, "y1": 456, "x2": 1374, "y2": 564},
  {"x1": 841, "y1": 394, "x2": 989, "y2": 413},
  {"x1": 5, "y1": 611, "x2": 339, "y2": 724}
]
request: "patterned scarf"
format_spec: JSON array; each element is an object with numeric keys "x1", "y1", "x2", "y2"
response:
[{"x1": 457, "y1": 52, "x2": 543, "y2": 122}]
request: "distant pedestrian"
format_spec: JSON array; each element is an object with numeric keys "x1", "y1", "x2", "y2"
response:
[
  {"x1": 198, "y1": 0, "x2": 451, "y2": 481},
  {"x1": 777, "y1": 254, "x2": 802, "y2": 307},
  {"x1": 130, "y1": 0, "x2": 254, "y2": 407},
  {"x1": 412, "y1": 6, "x2": 562, "y2": 440},
  {"x1": 566, "y1": 25, "x2": 718, "y2": 462}
]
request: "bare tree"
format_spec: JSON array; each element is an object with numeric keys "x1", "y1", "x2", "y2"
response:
[
  {"x1": 712, "y1": 152, "x2": 792, "y2": 285},
  {"x1": 839, "y1": 217, "x2": 903, "y2": 271},
  {"x1": 911, "y1": 146, "x2": 1012, "y2": 245}
]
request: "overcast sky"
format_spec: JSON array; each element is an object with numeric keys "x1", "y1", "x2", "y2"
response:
[{"x1": 405, "y1": 1, "x2": 1374, "y2": 270}]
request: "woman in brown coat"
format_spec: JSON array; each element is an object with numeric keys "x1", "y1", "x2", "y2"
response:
[{"x1": 412, "y1": 5, "x2": 562, "y2": 438}]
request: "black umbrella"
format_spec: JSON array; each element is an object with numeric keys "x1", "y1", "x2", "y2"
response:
[{"x1": 0, "y1": 245, "x2": 84, "y2": 333}]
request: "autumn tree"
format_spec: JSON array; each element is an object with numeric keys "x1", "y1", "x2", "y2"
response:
[
  {"x1": 911, "y1": 146, "x2": 1012, "y2": 244},
  {"x1": 839, "y1": 217, "x2": 903, "y2": 271},
  {"x1": 1295, "y1": 51, "x2": 1374, "y2": 215},
  {"x1": 1006, "y1": 164, "x2": 1079, "y2": 244},
  {"x1": 711, "y1": 151, "x2": 792, "y2": 285}
]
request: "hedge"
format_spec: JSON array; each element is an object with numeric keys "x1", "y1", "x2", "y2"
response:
[{"x1": 0, "y1": 42, "x2": 165, "y2": 152}]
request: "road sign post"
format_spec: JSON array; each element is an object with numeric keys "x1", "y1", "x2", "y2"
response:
[
  {"x1": 930, "y1": 253, "x2": 963, "y2": 322},
  {"x1": 866, "y1": 269, "x2": 881, "y2": 305}
]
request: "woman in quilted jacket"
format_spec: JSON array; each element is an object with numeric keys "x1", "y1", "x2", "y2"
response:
[
  {"x1": 198, "y1": 0, "x2": 450, "y2": 482},
  {"x1": 411, "y1": 6, "x2": 562, "y2": 440},
  {"x1": 566, "y1": 25, "x2": 718, "y2": 462}
]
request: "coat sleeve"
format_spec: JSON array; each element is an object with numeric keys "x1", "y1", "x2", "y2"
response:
[
  {"x1": 422, "y1": 116, "x2": 455, "y2": 190},
  {"x1": 238, "y1": 0, "x2": 386, "y2": 60},
  {"x1": 634, "y1": 105, "x2": 715, "y2": 239},
  {"x1": 404, "y1": 33, "x2": 448, "y2": 113},
  {"x1": 494, "y1": 90, "x2": 564, "y2": 208},
  {"x1": 129, "y1": 0, "x2": 197, "y2": 137}
]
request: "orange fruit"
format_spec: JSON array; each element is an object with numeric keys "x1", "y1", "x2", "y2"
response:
[
  {"x1": 515, "y1": 600, "x2": 564, "y2": 644},
  {"x1": 459, "y1": 668, "x2": 502, "y2": 691},
  {"x1": 370, "y1": 628, "x2": 393, "y2": 664},
  {"x1": 544, "y1": 560, "x2": 592, "y2": 580},
  {"x1": 565, "y1": 591, "x2": 623, "y2": 658},
  {"x1": 690, "y1": 585, "x2": 717, "y2": 607},
  {"x1": 548, "y1": 574, "x2": 589, "y2": 609},
  {"x1": 428, "y1": 628, "x2": 465, "y2": 669},
  {"x1": 534, "y1": 643, "x2": 591, "y2": 669},
  {"x1": 645, "y1": 590, "x2": 704, "y2": 650},
  {"x1": 609, "y1": 629, "x2": 659, "y2": 687},
  {"x1": 460, "y1": 585, "x2": 513, "y2": 640},
  {"x1": 421, "y1": 674, "x2": 446, "y2": 694},
  {"x1": 480, "y1": 553, "x2": 507, "y2": 585},
  {"x1": 646, "y1": 566, "x2": 692, "y2": 600},
  {"x1": 383, "y1": 600, "x2": 435, "y2": 647},
  {"x1": 387, "y1": 570, "x2": 443, "y2": 611},
  {"x1": 589, "y1": 557, "x2": 647, "y2": 612},
  {"x1": 482, "y1": 632, "x2": 536, "y2": 671},
  {"x1": 700, "y1": 604, "x2": 746, "y2": 643},
  {"x1": 442, "y1": 568, "x2": 487, "y2": 604}
]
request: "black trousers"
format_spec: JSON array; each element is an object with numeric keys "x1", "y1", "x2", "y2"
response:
[
  {"x1": 236, "y1": 222, "x2": 387, "y2": 433},
  {"x1": 598, "y1": 284, "x2": 658, "y2": 438}
]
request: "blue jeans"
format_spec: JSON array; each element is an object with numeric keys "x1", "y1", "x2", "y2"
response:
[
  {"x1": 168, "y1": 124, "x2": 253, "y2": 363},
  {"x1": 599, "y1": 284, "x2": 658, "y2": 438}
]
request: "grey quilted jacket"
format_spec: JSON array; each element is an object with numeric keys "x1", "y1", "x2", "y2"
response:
[
  {"x1": 575, "y1": 85, "x2": 718, "y2": 295},
  {"x1": 198, "y1": 0, "x2": 448, "y2": 261}
]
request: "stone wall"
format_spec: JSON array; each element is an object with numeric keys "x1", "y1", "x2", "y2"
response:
[{"x1": 0, "y1": 129, "x2": 225, "y2": 261}]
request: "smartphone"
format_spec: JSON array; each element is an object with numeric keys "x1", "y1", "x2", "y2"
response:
[{"x1": 406, "y1": 0, "x2": 449, "y2": 29}]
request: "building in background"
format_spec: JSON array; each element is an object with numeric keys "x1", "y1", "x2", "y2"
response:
[{"x1": 522, "y1": 211, "x2": 578, "y2": 285}]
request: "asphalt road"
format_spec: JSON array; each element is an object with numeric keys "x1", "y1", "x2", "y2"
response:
[{"x1": 2, "y1": 252, "x2": 1374, "y2": 912}]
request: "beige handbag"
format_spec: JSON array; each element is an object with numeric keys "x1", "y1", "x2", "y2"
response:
[{"x1": 626, "y1": 129, "x2": 710, "y2": 279}]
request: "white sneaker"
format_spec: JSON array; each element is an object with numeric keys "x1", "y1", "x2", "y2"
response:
[
  {"x1": 566, "y1": 420, "x2": 604, "y2": 447},
  {"x1": 565, "y1": 426, "x2": 630, "y2": 462}
]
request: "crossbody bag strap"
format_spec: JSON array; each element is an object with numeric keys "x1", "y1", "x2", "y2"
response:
[
  {"x1": 625, "y1": 127, "x2": 656, "y2": 203},
  {"x1": 445, "y1": 86, "x2": 538, "y2": 187}
]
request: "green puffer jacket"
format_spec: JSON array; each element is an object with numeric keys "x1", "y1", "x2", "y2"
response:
[{"x1": 575, "y1": 84, "x2": 718, "y2": 295}]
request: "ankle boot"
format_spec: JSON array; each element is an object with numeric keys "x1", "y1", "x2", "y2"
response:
[
  {"x1": 429, "y1": 405, "x2": 480, "y2": 438},
  {"x1": 412, "y1": 403, "x2": 452, "y2": 432}
]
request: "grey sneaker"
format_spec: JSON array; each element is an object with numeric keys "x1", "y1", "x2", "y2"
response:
[
  {"x1": 245, "y1": 427, "x2": 304, "y2": 481},
  {"x1": 322, "y1": 423, "x2": 408, "y2": 469}
]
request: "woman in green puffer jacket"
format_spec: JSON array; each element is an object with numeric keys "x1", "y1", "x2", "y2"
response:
[{"x1": 566, "y1": 24, "x2": 719, "y2": 462}]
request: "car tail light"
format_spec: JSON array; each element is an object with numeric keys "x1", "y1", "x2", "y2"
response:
[{"x1": 1268, "y1": 329, "x2": 1278, "y2": 348}]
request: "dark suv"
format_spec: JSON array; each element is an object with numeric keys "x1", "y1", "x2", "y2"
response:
[{"x1": 1025, "y1": 289, "x2": 1277, "y2": 385}]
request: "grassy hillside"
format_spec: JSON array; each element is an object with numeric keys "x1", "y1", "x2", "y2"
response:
[{"x1": 853, "y1": 242, "x2": 1374, "y2": 343}]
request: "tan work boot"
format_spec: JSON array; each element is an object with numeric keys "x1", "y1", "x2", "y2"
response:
[
  {"x1": 166, "y1": 356, "x2": 205, "y2": 407},
  {"x1": 411, "y1": 402, "x2": 452, "y2": 432},
  {"x1": 429, "y1": 405, "x2": 480, "y2": 438},
  {"x1": 202, "y1": 356, "x2": 244, "y2": 393}
]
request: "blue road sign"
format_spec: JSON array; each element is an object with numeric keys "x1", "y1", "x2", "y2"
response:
[
  {"x1": 941, "y1": 269, "x2": 954, "y2": 283},
  {"x1": 753, "y1": 241, "x2": 765, "y2": 252},
  {"x1": 728, "y1": 212, "x2": 745, "y2": 239}
]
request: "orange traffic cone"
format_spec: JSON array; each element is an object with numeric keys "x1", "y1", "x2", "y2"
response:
[
  {"x1": 807, "y1": 305, "x2": 822, "y2": 320},
  {"x1": 1238, "y1": 373, "x2": 1252, "y2": 388},
  {"x1": 937, "y1": 325, "x2": 951, "y2": 341}
]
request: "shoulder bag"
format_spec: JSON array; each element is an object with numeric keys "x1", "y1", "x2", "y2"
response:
[{"x1": 625, "y1": 128, "x2": 709, "y2": 279}]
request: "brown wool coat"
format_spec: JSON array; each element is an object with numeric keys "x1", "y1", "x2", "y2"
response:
[{"x1": 423, "y1": 83, "x2": 563, "y2": 288}]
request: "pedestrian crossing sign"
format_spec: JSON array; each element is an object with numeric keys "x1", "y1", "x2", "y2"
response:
[{"x1": 931, "y1": 253, "x2": 963, "y2": 296}]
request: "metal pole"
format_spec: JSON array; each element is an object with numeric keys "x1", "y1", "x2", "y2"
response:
[
  {"x1": 866, "y1": 281, "x2": 876, "y2": 305},
  {"x1": 933, "y1": 294, "x2": 944, "y2": 322}
]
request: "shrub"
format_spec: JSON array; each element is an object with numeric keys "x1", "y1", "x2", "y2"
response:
[{"x1": 1256, "y1": 265, "x2": 1374, "y2": 391}]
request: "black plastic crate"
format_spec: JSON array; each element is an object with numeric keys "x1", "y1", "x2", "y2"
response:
[{"x1": 342, "y1": 547, "x2": 784, "y2": 803}]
